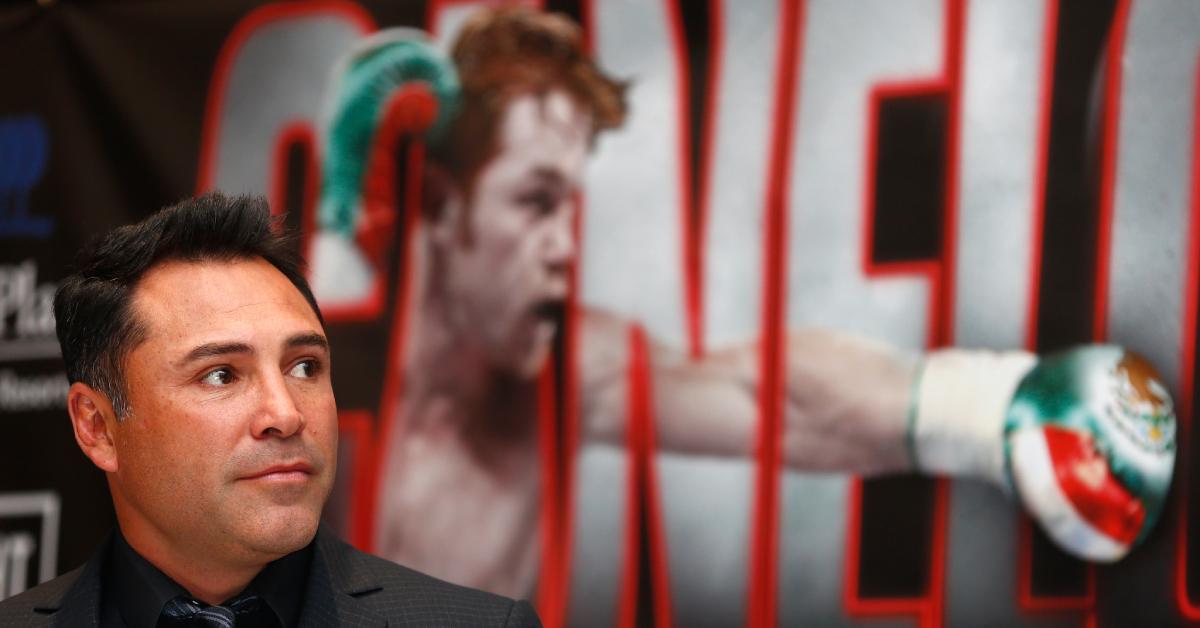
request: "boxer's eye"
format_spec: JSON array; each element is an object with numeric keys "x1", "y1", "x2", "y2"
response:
[
  {"x1": 516, "y1": 189, "x2": 559, "y2": 217},
  {"x1": 200, "y1": 368, "x2": 235, "y2": 386}
]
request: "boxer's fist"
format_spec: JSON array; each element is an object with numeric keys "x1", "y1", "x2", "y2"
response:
[
  {"x1": 1004, "y1": 346, "x2": 1175, "y2": 561},
  {"x1": 912, "y1": 346, "x2": 1176, "y2": 562},
  {"x1": 320, "y1": 29, "x2": 460, "y2": 240},
  {"x1": 311, "y1": 30, "x2": 460, "y2": 303}
]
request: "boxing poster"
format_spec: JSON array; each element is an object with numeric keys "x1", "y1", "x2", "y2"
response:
[{"x1": 1, "y1": 0, "x2": 1198, "y2": 626}]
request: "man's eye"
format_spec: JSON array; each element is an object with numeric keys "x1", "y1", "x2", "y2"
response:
[
  {"x1": 517, "y1": 191, "x2": 559, "y2": 216},
  {"x1": 200, "y1": 368, "x2": 234, "y2": 386},
  {"x1": 289, "y1": 360, "x2": 319, "y2": 379}
]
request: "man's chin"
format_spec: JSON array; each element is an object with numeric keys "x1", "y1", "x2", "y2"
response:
[
  {"x1": 508, "y1": 342, "x2": 553, "y2": 379},
  {"x1": 237, "y1": 507, "x2": 321, "y2": 556}
]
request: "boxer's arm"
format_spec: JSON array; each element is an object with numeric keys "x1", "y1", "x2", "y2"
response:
[
  {"x1": 578, "y1": 308, "x2": 761, "y2": 457},
  {"x1": 775, "y1": 329, "x2": 915, "y2": 473},
  {"x1": 581, "y1": 311, "x2": 1176, "y2": 561},
  {"x1": 580, "y1": 312, "x2": 913, "y2": 474}
]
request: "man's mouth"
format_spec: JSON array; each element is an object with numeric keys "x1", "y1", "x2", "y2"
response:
[
  {"x1": 240, "y1": 461, "x2": 314, "y2": 482},
  {"x1": 532, "y1": 299, "x2": 565, "y2": 324}
]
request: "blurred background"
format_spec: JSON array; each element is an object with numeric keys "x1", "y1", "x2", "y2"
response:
[{"x1": 0, "y1": 0, "x2": 1197, "y2": 626}]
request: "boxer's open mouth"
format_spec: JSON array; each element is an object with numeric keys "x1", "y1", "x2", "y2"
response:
[{"x1": 533, "y1": 299, "x2": 565, "y2": 323}]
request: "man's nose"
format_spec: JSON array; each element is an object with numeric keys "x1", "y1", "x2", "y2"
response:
[
  {"x1": 543, "y1": 205, "x2": 576, "y2": 272},
  {"x1": 251, "y1": 372, "x2": 306, "y2": 439}
]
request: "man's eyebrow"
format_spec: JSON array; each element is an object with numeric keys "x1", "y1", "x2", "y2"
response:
[
  {"x1": 174, "y1": 334, "x2": 327, "y2": 368},
  {"x1": 176, "y1": 342, "x2": 254, "y2": 367},
  {"x1": 287, "y1": 332, "x2": 329, "y2": 352}
]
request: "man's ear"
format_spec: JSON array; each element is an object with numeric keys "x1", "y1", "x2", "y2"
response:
[{"x1": 67, "y1": 382, "x2": 120, "y2": 473}]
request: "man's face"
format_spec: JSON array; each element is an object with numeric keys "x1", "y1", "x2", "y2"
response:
[
  {"x1": 439, "y1": 88, "x2": 591, "y2": 377},
  {"x1": 112, "y1": 258, "x2": 336, "y2": 566}
]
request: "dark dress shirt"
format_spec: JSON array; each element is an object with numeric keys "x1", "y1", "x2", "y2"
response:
[{"x1": 98, "y1": 531, "x2": 311, "y2": 628}]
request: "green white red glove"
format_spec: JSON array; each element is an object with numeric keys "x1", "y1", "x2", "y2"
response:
[{"x1": 911, "y1": 345, "x2": 1176, "y2": 562}]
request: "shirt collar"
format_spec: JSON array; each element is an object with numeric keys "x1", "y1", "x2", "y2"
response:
[
  {"x1": 107, "y1": 530, "x2": 313, "y2": 628},
  {"x1": 107, "y1": 531, "x2": 187, "y2": 628},
  {"x1": 245, "y1": 535, "x2": 312, "y2": 628}
]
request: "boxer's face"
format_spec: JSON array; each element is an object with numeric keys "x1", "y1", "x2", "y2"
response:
[
  {"x1": 112, "y1": 258, "x2": 337, "y2": 566},
  {"x1": 437, "y1": 88, "x2": 590, "y2": 377}
]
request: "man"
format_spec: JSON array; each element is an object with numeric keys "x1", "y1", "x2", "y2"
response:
[
  {"x1": 0, "y1": 194, "x2": 540, "y2": 626},
  {"x1": 311, "y1": 6, "x2": 1176, "y2": 604}
]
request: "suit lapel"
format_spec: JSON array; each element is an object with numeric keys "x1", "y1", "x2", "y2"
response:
[
  {"x1": 48, "y1": 563, "x2": 102, "y2": 628},
  {"x1": 18, "y1": 529, "x2": 395, "y2": 628},
  {"x1": 22, "y1": 537, "x2": 108, "y2": 628},
  {"x1": 297, "y1": 529, "x2": 387, "y2": 628}
]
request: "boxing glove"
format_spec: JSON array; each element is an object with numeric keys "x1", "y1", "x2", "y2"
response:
[
  {"x1": 309, "y1": 30, "x2": 460, "y2": 305},
  {"x1": 320, "y1": 29, "x2": 459, "y2": 241},
  {"x1": 910, "y1": 345, "x2": 1176, "y2": 562}
]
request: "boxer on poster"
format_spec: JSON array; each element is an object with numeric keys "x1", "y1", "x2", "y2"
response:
[{"x1": 310, "y1": 7, "x2": 1177, "y2": 600}]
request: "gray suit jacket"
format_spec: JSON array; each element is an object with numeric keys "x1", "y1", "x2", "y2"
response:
[{"x1": 0, "y1": 528, "x2": 540, "y2": 627}]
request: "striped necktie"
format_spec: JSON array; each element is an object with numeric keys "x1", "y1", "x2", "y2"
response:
[{"x1": 158, "y1": 593, "x2": 266, "y2": 627}]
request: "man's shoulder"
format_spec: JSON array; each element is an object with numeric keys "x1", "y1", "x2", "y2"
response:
[
  {"x1": 0, "y1": 566, "x2": 87, "y2": 627},
  {"x1": 314, "y1": 529, "x2": 540, "y2": 627}
]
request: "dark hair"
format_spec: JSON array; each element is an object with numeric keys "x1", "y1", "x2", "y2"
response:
[{"x1": 54, "y1": 192, "x2": 323, "y2": 418}]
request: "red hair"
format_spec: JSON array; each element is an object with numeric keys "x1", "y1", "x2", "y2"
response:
[{"x1": 429, "y1": 6, "x2": 627, "y2": 187}]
